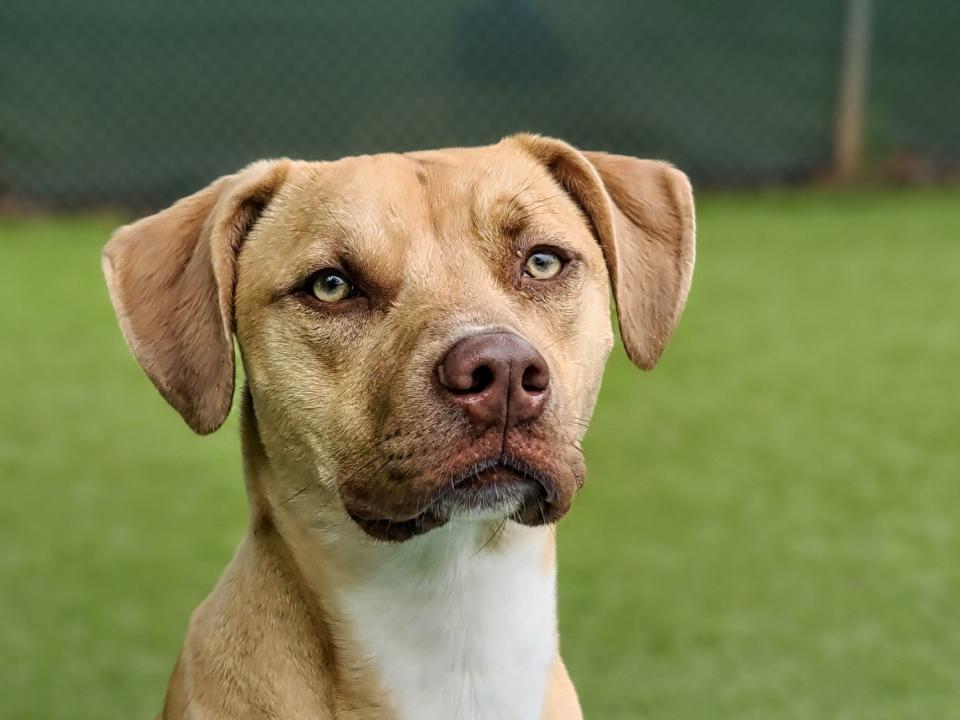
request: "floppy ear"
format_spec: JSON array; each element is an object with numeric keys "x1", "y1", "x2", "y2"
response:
[
  {"x1": 102, "y1": 160, "x2": 291, "y2": 434},
  {"x1": 511, "y1": 135, "x2": 695, "y2": 370}
]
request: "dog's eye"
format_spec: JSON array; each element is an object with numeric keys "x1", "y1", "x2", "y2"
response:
[
  {"x1": 523, "y1": 250, "x2": 563, "y2": 280},
  {"x1": 310, "y1": 270, "x2": 354, "y2": 302}
]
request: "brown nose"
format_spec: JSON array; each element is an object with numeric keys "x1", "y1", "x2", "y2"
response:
[{"x1": 437, "y1": 332, "x2": 550, "y2": 430}]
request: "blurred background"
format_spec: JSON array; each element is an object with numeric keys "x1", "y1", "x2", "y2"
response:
[
  {"x1": 3, "y1": 0, "x2": 959, "y2": 207},
  {"x1": 1, "y1": 1, "x2": 958, "y2": 718}
]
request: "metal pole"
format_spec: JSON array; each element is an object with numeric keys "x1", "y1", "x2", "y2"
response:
[{"x1": 833, "y1": 0, "x2": 873, "y2": 180}]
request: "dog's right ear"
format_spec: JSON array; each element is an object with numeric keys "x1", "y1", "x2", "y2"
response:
[
  {"x1": 102, "y1": 160, "x2": 291, "y2": 435},
  {"x1": 510, "y1": 134, "x2": 695, "y2": 371}
]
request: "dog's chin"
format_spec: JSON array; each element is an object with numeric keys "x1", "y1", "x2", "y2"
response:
[{"x1": 347, "y1": 459, "x2": 560, "y2": 543}]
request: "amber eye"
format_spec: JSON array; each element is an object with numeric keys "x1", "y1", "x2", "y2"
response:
[
  {"x1": 310, "y1": 270, "x2": 353, "y2": 302},
  {"x1": 523, "y1": 250, "x2": 563, "y2": 280}
]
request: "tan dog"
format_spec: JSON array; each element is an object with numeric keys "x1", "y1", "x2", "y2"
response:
[{"x1": 102, "y1": 134, "x2": 695, "y2": 720}]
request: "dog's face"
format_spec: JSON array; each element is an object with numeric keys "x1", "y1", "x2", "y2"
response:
[
  {"x1": 235, "y1": 145, "x2": 615, "y2": 540},
  {"x1": 102, "y1": 135, "x2": 694, "y2": 542}
]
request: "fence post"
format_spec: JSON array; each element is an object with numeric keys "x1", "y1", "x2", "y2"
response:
[{"x1": 833, "y1": 0, "x2": 873, "y2": 181}]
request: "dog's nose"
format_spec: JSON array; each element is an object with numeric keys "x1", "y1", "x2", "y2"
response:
[{"x1": 437, "y1": 332, "x2": 550, "y2": 430}]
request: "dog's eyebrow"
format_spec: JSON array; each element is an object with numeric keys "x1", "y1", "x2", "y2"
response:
[
  {"x1": 489, "y1": 183, "x2": 555, "y2": 240},
  {"x1": 493, "y1": 198, "x2": 529, "y2": 239}
]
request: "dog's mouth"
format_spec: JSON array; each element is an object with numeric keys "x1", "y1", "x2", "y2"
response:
[{"x1": 347, "y1": 457, "x2": 558, "y2": 543}]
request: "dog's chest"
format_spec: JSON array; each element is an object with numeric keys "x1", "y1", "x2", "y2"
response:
[{"x1": 339, "y1": 525, "x2": 556, "y2": 720}]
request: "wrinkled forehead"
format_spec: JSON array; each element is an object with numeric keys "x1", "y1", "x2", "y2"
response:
[
  {"x1": 313, "y1": 145, "x2": 562, "y2": 232},
  {"x1": 238, "y1": 145, "x2": 593, "y2": 302}
]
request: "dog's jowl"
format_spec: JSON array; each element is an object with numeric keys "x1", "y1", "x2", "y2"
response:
[{"x1": 102, "y1": 134, "x2": 695, "y2": 720}]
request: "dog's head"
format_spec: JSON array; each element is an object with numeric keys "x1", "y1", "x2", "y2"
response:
[{"x1": 102, "y1": 135, "x2": 694, "y2": 542}]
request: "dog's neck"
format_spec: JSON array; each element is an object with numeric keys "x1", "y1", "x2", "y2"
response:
[
  {"x1": 241, "y1": 401, "x2": 558, "y2": 720},
  {"x1": 333, "y1": 522, "x2": 557, "y2": 720}
]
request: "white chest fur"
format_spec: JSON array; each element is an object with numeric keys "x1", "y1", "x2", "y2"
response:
[{"x1": 338, "y1": 523, "x2": 557, "y2": 720}]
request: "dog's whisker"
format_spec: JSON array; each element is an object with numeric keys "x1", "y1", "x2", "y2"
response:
[
  {"x1": 273, "y1": 482, "x2": 315, "y2": 509},
  {"x1": 522, "y1": 191, "x2": 568, "y2": 210},
  {"x1": 472, "y1": 518, "x2": 507, "y2": 558}
]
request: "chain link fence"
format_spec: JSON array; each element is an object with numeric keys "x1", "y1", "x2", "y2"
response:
[{"x1": 2, "y1": 0, "x2": 957, "y2": 209}]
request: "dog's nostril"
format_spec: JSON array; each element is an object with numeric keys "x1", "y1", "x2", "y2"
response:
[
  {"x1": 469, "y1": 365, "x2": 495, "y2": 394},
  {"x1": 521, "y1": 363, "x2": 549, "y2": 393}
]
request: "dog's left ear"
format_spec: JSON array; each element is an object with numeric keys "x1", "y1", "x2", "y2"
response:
[
  {"x1": 102, "y1": 160, "x2": 291, "y2": 435},
  {"x1": 512, "y1": 134, "x2": 695, "y2": 370}
]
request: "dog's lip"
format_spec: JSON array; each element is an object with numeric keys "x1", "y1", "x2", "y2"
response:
[
  {"x1": 442, "y1": 456, "x2": 555, "y2": 504},
  {"x1": 347, "y1": 456, "x2": 555, "y2": 542},
  {"x1": 348, "y1": 511, "x2": 448, "y2": 543}
]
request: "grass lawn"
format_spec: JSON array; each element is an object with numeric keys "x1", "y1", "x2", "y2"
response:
[{"x1": 1, "y1": 189, "x2": 958, "y2": 719}]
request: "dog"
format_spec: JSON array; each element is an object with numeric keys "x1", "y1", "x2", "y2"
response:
[{"x1": 102, "y1": 134, "x2": 695, "y2": 720}]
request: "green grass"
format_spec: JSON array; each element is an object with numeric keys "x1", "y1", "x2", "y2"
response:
[{"x1": 1, "y1": 189, "x2": 958, "y2": 719}]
